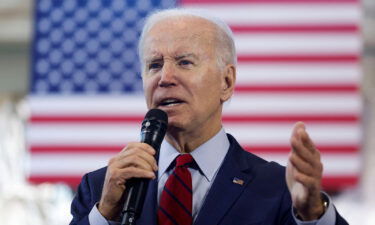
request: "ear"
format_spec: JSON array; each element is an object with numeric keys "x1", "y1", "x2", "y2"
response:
[{"x1": 220, "y1": 64, "x2": 236, "y2": 103}]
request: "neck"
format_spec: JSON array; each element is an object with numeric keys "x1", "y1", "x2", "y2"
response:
[{"x1": 165, "y1": 120, "x2": 222, "y2": 153}]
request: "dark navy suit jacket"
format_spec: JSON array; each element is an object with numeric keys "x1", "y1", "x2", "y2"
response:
[{"x1": 70, "y1": 134, "x2": 348, "y2": 225}]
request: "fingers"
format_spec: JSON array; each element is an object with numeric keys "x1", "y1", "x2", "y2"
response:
[
  {"x1": 290, "y1": 166, "x2": 319, "y2": 190},
  {"x1": 287, "y1": 161, "x2": 324, "y2": 220},
  {"x1": 300, "y1": 128, "x2": 316, "y2": 152},
  {"x1": 98, "y1": 142, "x2": 158, "y2": 219},
  {"x1": 109, "y1": 142, "x2": 158, "y2": 178},
  {"x1": 114, "y1": 143, "x2": 158, "y2": 172},
  {"x1": 289, "y1": 152, "x2": 322, "y2": 182},
  {"x1": 108, "y1": 166, "x2": 156, "y2": 187},
  {"x1": 288, "y1": 121, "x2": 323, "y2": 190},
  {"x1": 289, "y1": 124, "x2": 323, "y2": 181},
  {"x1": 290, "y1": 122, "x2": 321, "y2": 167},
  {"x1": 288, "y1": 122, "x2": 325, "y2": 220},
  {"x1": 289, "y1": 152, "x2": 316, "y2": 177},
  {"x1": 120, "y1": 142, "x2": 156, "y2": 155}
]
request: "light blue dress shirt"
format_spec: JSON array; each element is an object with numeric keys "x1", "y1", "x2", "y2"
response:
[
  {"x1": 88, "y1": 128, "x2": 336, "y2": 225},
  {"x1": 157, "y1": 127, "x2": 230, "y2": 220}
]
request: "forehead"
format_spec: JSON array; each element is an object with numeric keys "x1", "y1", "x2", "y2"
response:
[{"x1": 142, "y1": 17, "x2": 218, "y2": 58}]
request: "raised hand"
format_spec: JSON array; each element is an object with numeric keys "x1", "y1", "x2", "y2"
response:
[{"x1": 286, "y1": 122, "x2": 325, "y2": 220}]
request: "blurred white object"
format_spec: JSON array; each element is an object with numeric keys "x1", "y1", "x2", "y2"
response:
[
  {"x1": 0, "y1": 98, "x2": 73, "y2": 225},
  {"x1": 334, "y1": 189, "x2": 375, "y2": 225},
  {"x1": 0, "y1": 99, "x2": 27, "y2": 186}
]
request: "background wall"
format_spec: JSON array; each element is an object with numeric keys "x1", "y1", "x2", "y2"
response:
[
  {"x1": 0, "y1": 0, "x2": 29, "y2": 95},
  {"x1": 362, "y1": 0, "x2": 375, "y2": 205}
]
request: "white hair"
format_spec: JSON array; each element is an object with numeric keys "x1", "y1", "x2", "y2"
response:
[{"x1": 138, "y1": 8, "x2": 237, "y2": 69}]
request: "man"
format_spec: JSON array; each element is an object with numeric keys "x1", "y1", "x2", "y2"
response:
[{"x1": 70, "y1": 9, "x2": 348, "y2": 225}]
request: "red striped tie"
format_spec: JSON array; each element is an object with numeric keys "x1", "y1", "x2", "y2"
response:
[{"x1": 158, "y1": 154, "x2": 193, "y2": 225}]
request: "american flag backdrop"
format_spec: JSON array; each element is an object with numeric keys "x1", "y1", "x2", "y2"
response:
[{"x1": 28, "y1": 0, "x2": 362, "y2": 192}]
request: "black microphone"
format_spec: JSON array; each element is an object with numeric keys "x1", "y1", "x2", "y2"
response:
[{"x1": 121, "y1": 109, "x2": 168, "y2": 225}]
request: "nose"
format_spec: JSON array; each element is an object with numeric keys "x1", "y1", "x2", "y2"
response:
[{"x1": 158, "y1": 61, "x2": 177, "y2": 87}]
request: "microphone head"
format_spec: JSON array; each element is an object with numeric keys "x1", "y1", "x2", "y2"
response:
[
  {"x1": 141, "y1": 109, "x2": 168, "y2": 151},
  {"x1": 144, "y1": 108, "x2": 168, "y2": 124}
]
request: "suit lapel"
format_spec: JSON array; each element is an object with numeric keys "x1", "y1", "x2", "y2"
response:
[
  {"x1": 194, "y1": 135, "x2": 254, "y2": 225},
  {"x1": 136, "y1": 177, "x2": 158, "y2": 225}
]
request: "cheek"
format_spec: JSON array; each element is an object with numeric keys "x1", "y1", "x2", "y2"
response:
[
  {"x1": 199, "y1": 74, "x2": 222, "y2": 94},
  {"x1": 193, "y1": 80, "x2": 222, "y2": 108},
  {"x1": 142, "y1": 79, "x2": 155, "y2": 106}
]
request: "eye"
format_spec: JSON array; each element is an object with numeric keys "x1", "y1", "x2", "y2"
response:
[
  {"x1": 178, "y1": 60, "x2": 193, "y2": 67},
  {"x1": 148, "y1": 62, "x2": 163, "y2": 70}
]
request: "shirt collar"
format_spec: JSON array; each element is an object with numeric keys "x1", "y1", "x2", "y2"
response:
[{"x1": 158, "y1": 128, "x2": 230, "y2": 182}]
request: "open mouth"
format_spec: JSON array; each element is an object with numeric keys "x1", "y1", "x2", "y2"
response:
[{"x1": 158, "y1": 98, "x2": 184, "y2": 107}]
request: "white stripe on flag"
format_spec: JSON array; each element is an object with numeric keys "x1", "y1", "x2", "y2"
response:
[
  {"x1": 224, "y1": 123, "x2": 360, "y2": 146},
  {"x1": 29, "y1": 152, "x2": 360, "y2": 176},
  {"x1": 27, "y1": 123, "x2": 140, "y2": 145},
  {"x1": 235, "y1": 33, "x2": 361, "y2": 55},
  {"x1": 182, "y1": 4, "x2": 360, "y2": 25},
  {"x1": 29, "y1": 153, "x2": 113, "y2": 175},
  {"x1": 258, "y1": 153, "x2": 360, "y2": 176},
  {"x1": 225, "y1": 93, "x2": 361, "y2": 115},
  {"x1": 27, "y1": 122, "x2": 360, "y2": 146},
  {"x1": 236, "y1": 63, "x2": 360, "y2": 85},
  {"x1": 28, "y1": 95, "x2": 147, "y2": 115},
  {"x1": 28, "y1": 94, "x2": 361, "y2": 116}
]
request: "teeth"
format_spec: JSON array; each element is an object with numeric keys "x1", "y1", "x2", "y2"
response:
[
  {"x1": 165, "y1": 103, "x2": 179, "y2": 107},
  {"x1": 164, "y1": 99, "x2": 177, "y2": 103},
  {"x1": 160, "y1": 98, "x2": 182, "y2": 106}
]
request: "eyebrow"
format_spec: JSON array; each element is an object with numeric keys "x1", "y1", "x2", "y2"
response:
[
  {"x1": 144, "y1": 53, "x2": 199, "y2": 64},
  {"x1": 145, "y1": 56, "x2": 163, "y2": 64},
  {"x1": 175, "y1": 53, "x2": 198, "y2": 61}
]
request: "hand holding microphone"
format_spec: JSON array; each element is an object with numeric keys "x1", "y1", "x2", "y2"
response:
[{"x1": 98, "y1": 109, "x2": 168, "y2": 223}]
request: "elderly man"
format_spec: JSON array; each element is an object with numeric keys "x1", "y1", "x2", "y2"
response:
[{"x1": 70, "y1": 9, "x2": 348, "y2": 225}]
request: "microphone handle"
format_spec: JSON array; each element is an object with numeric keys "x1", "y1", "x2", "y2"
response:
[
  {"x1": 120, "y1": 112, "x2": 167, "y2": 225},
  {"x1": 120, "y1": 132, "x2": 163, "y2": 225},
  {"x1": 121, "y1": 178, "x2": 149, "y2": 225}
]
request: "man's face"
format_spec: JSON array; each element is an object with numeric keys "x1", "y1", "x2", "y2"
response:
[{"x1": 141, "y1": 17, "x2": 233, "y2": 134}]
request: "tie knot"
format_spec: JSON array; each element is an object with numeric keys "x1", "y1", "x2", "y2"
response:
[{"x1": 176, "y1": 154, "x2": 193, "y2": 167}]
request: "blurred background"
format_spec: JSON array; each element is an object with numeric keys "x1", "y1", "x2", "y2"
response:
[{"x1": 0, "y1": 0, "x2": 374, "y2": 224}]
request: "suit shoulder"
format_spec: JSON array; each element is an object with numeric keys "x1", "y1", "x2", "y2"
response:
[
  {"x1": 75, "y1": 166, "x2": 107, "y2": 195},
  {"x1": 227, "y1": 133, "x2": 286, "y2": 181},
  {"x1": 87, "y1": 166, "x2": 107, "y2": 178},
  {"x1": 84, "y1": 166, "x2": 107, "y2": 186},
  {"x1": 242, "y1": 147, "x2": 285, "y2": 175},
  {"x1": 73, "y1": 166, "x2": 107, "y2": 207}
]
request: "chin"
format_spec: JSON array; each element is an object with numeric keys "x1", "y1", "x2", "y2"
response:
[{"x1": 166, "y1": 118, "x2": 188, "y2": 132}]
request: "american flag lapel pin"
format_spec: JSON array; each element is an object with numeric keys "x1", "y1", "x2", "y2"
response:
[{"x1": 232, "y1": 177, "x2": 244, "y2": 185}]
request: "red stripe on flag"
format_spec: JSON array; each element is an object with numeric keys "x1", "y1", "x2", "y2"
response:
[
  {"x1": 222, "y1": 115, "x2": 359, "y2": 122},
  {"x1": 30, "y1": 145, "x2": 359, "y2": 154},
  {"x1": 322, "y1": 176, "x2": 358, "y2": 191},
  {"x1": 29, "y1": 115, "x2": 143, "y2": 123},
  {"x1": 230, "y1": 25, "x2": 359, "y2": 33},
  {"x1": 182, "y1": 0, "x2": 359, "y2": 4},
  {"x1": 30, "y1": 145, "x2": 123, "y2": 153},
  {"x1": 29, "y1": 115, "x2": 359, "y2": 123},
  {"x1": 234, "y1": 84, "x2": 359, "y2": 93},
  {"x1": 29, "y1": 176, "x2": 83, "y2": 187},
  {"x1": 28, "y1": 175, "x2": 359, "y2": 188},
  {"x1": 244, "y1": 145, "x2": 359, "y2": 153},
  {"x1": 237, "y1": 55, "x2": 359, "y2": 63}
]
